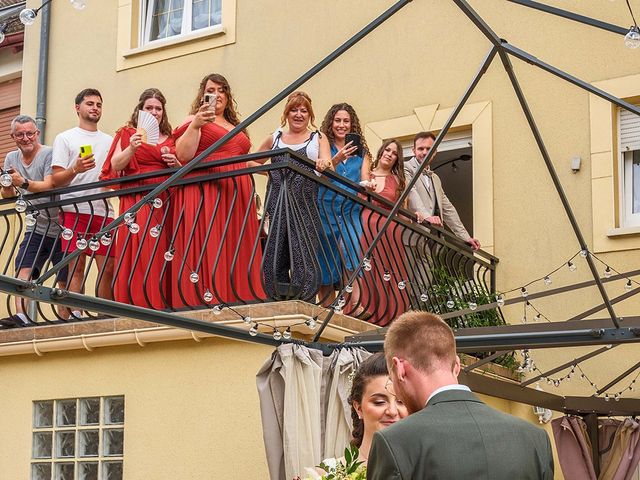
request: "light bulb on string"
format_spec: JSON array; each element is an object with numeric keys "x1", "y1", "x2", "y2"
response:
[
  {"x1": 19, "y1": 8, "x2": 37, "y2": 26},
  {"x1": 124, "y1": 212, "x2": 135, "y2": 225},
  {"x1": 163, "y1": 249, "x2": 174, "y2": 262},
  {"x1": 468, "y1": 301, "x2": 477, "y2": 310},
  {"x1": 333, "y1": 304, "x2": 343, "y2": 314},
  {"x1": 543, "y1": 276, "x2": 552, "y2": 286},
  {"x1": 273, "y1": 328, "x2": 282, "y2": 341},
  {"x1": 15, "y1": 198, "x2": 27, "y2": 213},
  {"x1": 397, "y1": 280, "x2": 406, "y2": 290},
  {"x1": 76, "y1": 237, "x2": 87, "y2": 250},
  {"x1": 446, "y1": 297, "x2": 455, "y2": 309},
  {"x1": 0, "y1": 26, "x2": 6, "y2": 46},
  {"x1": 70, "y1": 0, "x2": 87, "y2": 10},
  {"x1": 0, "y1": 172, "x2": 12, "y2": 187},
  {"x1": 25, "y1": 213, "x2": 37, "y2": 227},
  {"x1": 604, "y1": 266, "x2": 612, "y2": 279},
  {"x1": 149, "y1": 225, "x2": 161, "y2": 238},
  {"x1": 152, "y1": 198, "x2": 163, "y2": 209},
  {"x1": 283, "y1": 327, "x2": 292, "y2": 340},
  {"x1": 567, "y1": 261, "x2": 577, "y2": 272},
  {"x1": 61, "y1": 228, "x2": 74, "y2": 241},
  {"x1": 203, "y1": 290, "x2": 213, "y2": 303},
  {"x1": 306, "y1": 317, "x2": 317, "y2": 330},
  {"x1": 420, "y1": 293, "x2": 428, "y2": 302},
  {"x1": 580, "y1": 249, "x2": 589, "y2": 258},
  {"x1": 100, "y1": 233, "x2": 112, "y2": 246},
  {"x1": 189, "y1": 272, "x2": 199, "y2": 283},
  {"x1": 625, "y1": 279, "x2": 633, "y2": 291},
  {"x1": 521, "y1": 287, "x2": 528, "y2": 298},
  {"x1": 496, "y1": 294, "x2": 505, "y2": 307},
  {"x1": 128, "y1": 223, "x2": 140, "y2": 234},
  {"x1": 383, "y1": 271, "x2": 391, "y2": 282},
  {"x1": 362, "y1": 257, "x2": 372, "y2": 272},
  {"x1": 243, "y1": 315, "x2": 252, "y2": 325},
  {"x1": 88, "y1": 238, "x2": 100, "y2": 252},
  {"x1": 344, "y1": 284, "x2": 353, "y2": 293},
  {"x1": 625, "y1": 25, "x2": 640, "y2": 49},
  {"x1": 212, "y1": 305, "x2": 223, "y2": 315},
  {"x1": 249, "y1": 323, "x2": 259, "y2": 336}
]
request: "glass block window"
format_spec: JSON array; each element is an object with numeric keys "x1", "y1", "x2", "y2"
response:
[{"x1": 31, "y1": 397, "x2": 124, "y2": 480}]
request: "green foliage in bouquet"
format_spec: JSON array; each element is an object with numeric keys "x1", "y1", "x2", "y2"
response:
[{"x1": 317, "y1": 445, "x2": 366, "y2": 480}]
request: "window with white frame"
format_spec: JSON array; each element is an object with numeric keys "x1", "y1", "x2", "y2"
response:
[
  {"x1": 31, "y1": 396, "x2": 124, "y2": 480},
  {"x1": 140, "y1": 0, "x2": 222, "y2": 45},
  {"x1": 619, "y1": 104, "x2": 640, "y2": 228}
]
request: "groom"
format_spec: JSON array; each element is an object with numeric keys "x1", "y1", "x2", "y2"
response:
[{"x1": 367, "y1": 311, "x2": 554, "y2": 479}]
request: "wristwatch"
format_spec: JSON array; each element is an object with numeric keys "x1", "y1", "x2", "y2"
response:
[{"x1": 20, "y1": 179, "x2": 29, "y2": 190}]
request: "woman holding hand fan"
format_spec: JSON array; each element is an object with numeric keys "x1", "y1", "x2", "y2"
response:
[{"x1": 100, "y1": 87, "x2": 178, "y2": 309}]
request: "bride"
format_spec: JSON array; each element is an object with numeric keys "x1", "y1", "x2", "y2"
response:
[{"x1": 348, "y1": 352, "x2": 408, "y2": 462}]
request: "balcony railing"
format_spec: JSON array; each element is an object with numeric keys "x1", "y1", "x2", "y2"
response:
[{"x1": 0, "y1": 149, "x2": 501, "y2": 330}]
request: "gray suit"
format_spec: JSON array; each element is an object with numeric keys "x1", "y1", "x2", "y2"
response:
[
  {"x1": 367, "y1": 389, "x2": 554, "y2": 480},
  {"x1": 404, "y1": 157, "x2": 471, "y2": 242}
]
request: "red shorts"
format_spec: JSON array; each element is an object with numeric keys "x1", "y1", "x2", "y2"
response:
[{"x1": 60, "y1": 212, "x2": 115, "y2": 257}]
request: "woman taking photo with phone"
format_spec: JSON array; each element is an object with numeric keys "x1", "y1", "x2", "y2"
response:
[
  {"x1": 172, "y1": 73, "x2": 264, "y2": 308},
  {"x1": 251, "y1": 91, "x2": 332, "y2": 302},
  {"x1": 317, "y1": 103, "x2": 371, "y2": 315},
  {"x1": 101, "y1": 87, "x2": 178, "y2": 309}
]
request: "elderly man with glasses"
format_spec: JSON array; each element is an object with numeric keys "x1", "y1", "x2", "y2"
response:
[{"x1": 0, "y1": 115, "x2": 69, "y2": 327}]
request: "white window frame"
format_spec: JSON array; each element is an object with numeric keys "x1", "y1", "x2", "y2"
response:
[
  {"x1": 618, "y1": 105, "x2": 640, "y2": 228},
  {"x1": 139, "y1": 0, "x2": 222, "y2": 47}
]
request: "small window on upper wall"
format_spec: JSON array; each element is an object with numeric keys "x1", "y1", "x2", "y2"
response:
[
  {"x1": 140, "y1": 0, "x2": 222, "y2": 45},
  {"x1": 618, "y1": 104, "x2": 640, "y2": 228}
]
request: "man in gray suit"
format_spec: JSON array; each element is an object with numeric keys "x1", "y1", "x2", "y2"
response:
[
  {"x1": 405, "y1": 131, "x2": 480, "y2": 250},
  {"x1": 367, "y1": 311, "x2": 554, "y2": 479}
]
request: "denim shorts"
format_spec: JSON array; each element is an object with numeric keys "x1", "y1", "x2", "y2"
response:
[{"x1": 15, "y1": 232, "x2": 68, "y2": 283}]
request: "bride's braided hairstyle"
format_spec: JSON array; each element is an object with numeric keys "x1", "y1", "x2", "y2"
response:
[{"x1": 348, "y1": 352, "x2": 390, "y2": 448}]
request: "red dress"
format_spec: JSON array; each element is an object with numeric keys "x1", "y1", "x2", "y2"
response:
[
  {"x1": 170, "y1": 121, "x2": 265, "y2": 308},
  {"x1": 100, "y1": 127, "x2": 173, "y2": 309},
  {"x1": 358, "y1": 174, "x2": 410, "y2": 326}
]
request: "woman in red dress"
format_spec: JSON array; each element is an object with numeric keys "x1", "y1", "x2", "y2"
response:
[
  {"x1": 358, "y1": 139, "x2": 410, "y2": 326},
  {"x1": 172, "y1": 73, "x2": 264, "y2": 308},
  {"x1": 100, "y1": 88, "x2": 179, "y2": 309}
]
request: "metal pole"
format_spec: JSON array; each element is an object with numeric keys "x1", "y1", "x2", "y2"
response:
[
  {"x1": 312, "y1": 44, "x2": 499, "y2": 342},
  {"x1": 35, "y1": 0, "x2": 51, "y2": 140},
  {"x1": 507, "y1": 0, "x2": 628, "y2": 36},
  {"x1": 35, "y1": 0, "x2": 414, "y2": 284},
  {"x1": 497, "y1": 46, "x2": 620, "y2": 327}
]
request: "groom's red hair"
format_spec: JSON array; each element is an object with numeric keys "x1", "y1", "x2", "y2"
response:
[{"x1": 384, "y1": 311, "x2": 457, "y2": 374}]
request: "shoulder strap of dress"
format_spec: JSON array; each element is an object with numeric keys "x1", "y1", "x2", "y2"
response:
[{"x1": 271, "y1": 130, "x2": 283, "y2": 149}]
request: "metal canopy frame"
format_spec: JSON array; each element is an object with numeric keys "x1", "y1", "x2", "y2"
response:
[{"x1": 0, "y1": 0, "x2": 639, "y2": 417}]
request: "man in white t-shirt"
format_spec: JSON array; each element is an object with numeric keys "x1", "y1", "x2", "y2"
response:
[{"x1": 52, "y1": 88, "x2": 114, "y2": 307}]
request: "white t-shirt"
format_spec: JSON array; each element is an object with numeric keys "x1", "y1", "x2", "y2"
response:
[{"x1": 51, "y1": 127, "x2": 114, "y2": 217}]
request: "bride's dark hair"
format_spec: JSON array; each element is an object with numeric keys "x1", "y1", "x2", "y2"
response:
[{"x1": 348, "y1": 352, "x2": 390, "y2": 448}]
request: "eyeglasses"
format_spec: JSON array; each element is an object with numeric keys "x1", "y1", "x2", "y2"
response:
[{"x1": 12, "y1": 131, "x2": 38, "y2": 139}]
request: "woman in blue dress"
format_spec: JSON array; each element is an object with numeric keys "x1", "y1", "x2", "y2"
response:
[{"x1": 317, "y1": 103, "x2": 371, "y2": 315}]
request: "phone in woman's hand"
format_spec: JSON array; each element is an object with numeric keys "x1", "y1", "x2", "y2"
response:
[{"x1": 345, "y1": 133, "x2": 363, "y2": 158}]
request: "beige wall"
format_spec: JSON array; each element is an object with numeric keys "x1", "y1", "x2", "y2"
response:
[
  {"x1": 9, "y1": 2, "x2": 640, "y2": 475},
  {"x1": 0, "y1": 337, "x2": 274, "y2": 478}
]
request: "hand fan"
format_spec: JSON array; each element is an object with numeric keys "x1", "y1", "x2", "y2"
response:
[{"x1": 136, "y1": 110, "x2": 160, "y2": 145}]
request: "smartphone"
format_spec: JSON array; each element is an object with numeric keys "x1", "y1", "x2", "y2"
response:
[
  {"x1": 203, "y1": 93, "x2": 217, "y2": 111},
  {"x1": 345, "y1": 133, "x2": 363, "y2": 158},
  {"x1": 79, "y1": 145, "x2": 93, "y2": 158}
]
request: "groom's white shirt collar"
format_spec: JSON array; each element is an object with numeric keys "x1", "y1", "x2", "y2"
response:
[{"x1": 426, "y1": 384, "x2": 471, "y2": 406}]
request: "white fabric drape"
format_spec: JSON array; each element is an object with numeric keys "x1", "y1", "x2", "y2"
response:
[{"x1": 257, "y1": 344, "x2": 370, "y2": 480}]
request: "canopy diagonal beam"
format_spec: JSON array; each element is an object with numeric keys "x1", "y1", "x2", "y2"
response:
[{"x1": 597, "y1": 360, "x2": 640, "y2": 395}]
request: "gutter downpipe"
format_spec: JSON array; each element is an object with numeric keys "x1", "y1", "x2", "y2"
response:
[{"x1": 35, "y1": 0, "x2": 50, "y2": 140}]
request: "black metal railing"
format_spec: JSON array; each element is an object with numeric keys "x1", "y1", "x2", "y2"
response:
[{"x1": 0, "y1": 149, "x2": 500, "y2": 329}]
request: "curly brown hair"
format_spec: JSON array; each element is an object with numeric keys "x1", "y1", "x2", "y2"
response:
[
  {"x1": 319, "y1": 103, "x2": 370, "y2": 159},
  {"x1": 127, "y1": 88, "x2": 172, "y2": 136},
  {"x1": 189, "y1": 73, "x2": 241, "y2": 126},
  {"x1": 371, "y1": 138, "x2": 406, "y2": 199},
  {"x1": 347, "y1": 353, "x2": 390, "y2": 448}
]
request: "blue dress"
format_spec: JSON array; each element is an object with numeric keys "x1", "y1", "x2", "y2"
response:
[{"x1": 317, "y1": 145, "x2": 364, "y2": 286}]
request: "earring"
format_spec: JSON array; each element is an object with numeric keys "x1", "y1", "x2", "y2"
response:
[{"x1": 358, "y1": 414, "x2": 362, "y2": 419}]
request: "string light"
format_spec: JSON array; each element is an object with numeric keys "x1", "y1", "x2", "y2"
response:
[
  {"x1": 189, "y1": 272, "x2": 199, "y2": 284},
  {"x1": 249, "y1": 323, "x2": 259, "y2": 336},
  {"x1": 203, "y1": 290, "x2": 213, "y2": 303},
  {"x1": 383, "y1": 271, "x2": 391, "y2": 282},
  {"x1": 211, "y1": 305, "x2": 223, "y2": 315},
  {"x1": 243, "y1": 315, "x2": 252, "y2": 325},
  {"x1": 567, "y1": 261, "x2": 577, "y2": 272}
]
